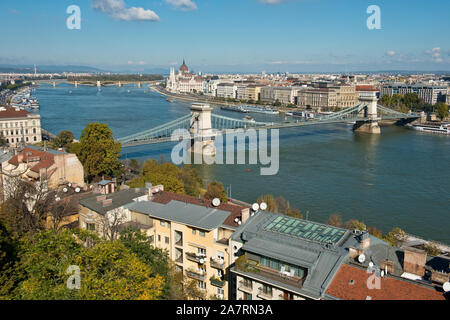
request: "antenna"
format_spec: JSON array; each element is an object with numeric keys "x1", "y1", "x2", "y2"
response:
[{"x1": 252, "y1": 203, "x2": 259, "y2": 212}]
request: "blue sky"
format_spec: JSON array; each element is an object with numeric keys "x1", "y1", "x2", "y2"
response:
[{"x1": 0, "y1": 0, "x2": 449, "y2": 73}]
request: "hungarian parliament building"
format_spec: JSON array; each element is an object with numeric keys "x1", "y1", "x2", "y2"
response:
[{"x1": 166, "y1": 60, "x2": 204, "y2": 94}]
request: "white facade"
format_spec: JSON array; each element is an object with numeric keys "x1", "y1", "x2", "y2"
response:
[
  {"x1": 166, "y1": 63, "x2": 205, "y2": 94},
  {"x1": 216, "y1": 83, "x2": 237, "y2": 99},
  {"x1": 0, "y1": 107, "x2": 42, "y2": 147}
]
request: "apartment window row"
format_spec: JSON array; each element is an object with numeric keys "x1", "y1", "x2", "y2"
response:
[
  {"x1": 259, "y1": 255, "x2": 306, "y2": 278},
  {"x1": 5, "y1": 136, "x2": 37, "y2": 143},
  {"x1": 192, "y1": 228, "x2": 206, "y2": 237},
  {"x1": 160, "y1": 220, "x2": 171, "y2": 228},
  {"x1": 2, "y1": 128, "x2": 37, "y2": 136},
  {"x1": 156, "y1": 234, "x2": 170, "y2": 244}
]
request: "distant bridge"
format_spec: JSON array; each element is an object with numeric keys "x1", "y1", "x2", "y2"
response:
[
  {"x1": 34, "y1": 79, "x2": 159, "y2": 88},
  {"x1": 118, "y1": 92, "x2": 419, "y2": 148}
]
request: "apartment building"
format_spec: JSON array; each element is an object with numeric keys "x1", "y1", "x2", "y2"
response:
[
  {"x1": 0, "y1": 106, "x2": 42, "y2": 147},
  {"x1": 1, "y1": 145, "x2": 85, "y2": 200},
  {"x1": 236, "y1": 85, "x2": 248, "y2": 100},
  {"x1": 126, "y1": 190, "x2": 249, "y2": 300},
  {"x1": 380, "y1": 83, "x2": 447, "y2": 105},
  {"x1": 216, "y1": 83, "x2": 237, "y2": 99},
  {"x1": 332, "y1": 85, "x2": 359, "y2": 108},
  {"x1": 245, "y1": 85, "x2": 264, "y2": 102},
  {"x1": 297, "y1": 88, "x2": 337, "y2": 109},
  {"x1": 229, "y1": 211, "x2": 447, "y2": 300}
]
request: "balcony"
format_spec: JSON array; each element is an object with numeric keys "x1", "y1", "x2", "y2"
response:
[
  {"x1": 257, "y1": 288, "x2": 273, "y2": 300},
  {"x1": 175, "y1": 239, "x2": 183, "y2": 247},
  {"x1": 186, "y1": 252, "x2": 207, "y2": 264},
  {"x1": 210, "y1": 257, "x2": 225, "y2": 269},
  {"x1": 175, "y1": 255, "x2": 183, "y2": 264},
  {"x1": 234, "y1": 255, "x2": 306, "y2": 290},
  {"x1": 186, "y1": 269, "x2": 206, "y2": 281},
  {"x1": 210, "y1": 276, "x2": 226, "y2": 288},
  {"x1": 238, "y1": 280, "x2": 253, "y2": 294}
]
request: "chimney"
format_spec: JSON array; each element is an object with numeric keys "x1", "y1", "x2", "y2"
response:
[
  {"x1": 349, "y1": 246, "x2": 365, "y2": 260},
  {"x1": 360, "y1": 231, "x2": 370, "y2": 250},
  {"x1": 381, "y1": 260, "x2": 395, "y2": 274},
  {"x1": 96, "y1": 195, "x2": 106, "y2": 203},
  {"x1": 431, "y1": 270, "x2": 449, "y2": 285},
  {"x1": 403, "y1": 248, "x2": 427, "y2": 277},
  {"x1": 102, "y1": 199, "x2": 113, "y2": 207},
  {"x1": 241, "y1": 208, "x2": 250, "y2": 223}
]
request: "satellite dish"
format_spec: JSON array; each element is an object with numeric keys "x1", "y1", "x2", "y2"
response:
[
  {"x1": 234, "y1": 218, "x2": 239, "y2": 223},
  {"x1": 238, "y1": 221, "x2": 242, "y2": 225},
  {"x1": 369, "y1": 262, "x2": 374, "y2": 268},
  {"x1": 212, "y1": 198, "x2": 221, "y2": 207},
  {"x1": 443, "y1": 282, "x2": 450, "y2": 293},
  {"x1": 260, "y1": 202, "x2": 268, "y2": 211},
  {"x1": 63, "y1": 188, "x2": 68, "y2": 193},
  {"x1": 68, "y1": 183, "x2": 72, "y2": 187},
  {"x1": 75, "y1": 187, "x2": 81, "y2": 193},
  {"x1": 358, "y1": 254, "x2": 366, "y2": 263},
  {"x1": 252, "y1": 203, "x2": 260, "y2": 212},
  {"x1": 199, "y1": 259, "x2": 205, "y2": 264}
]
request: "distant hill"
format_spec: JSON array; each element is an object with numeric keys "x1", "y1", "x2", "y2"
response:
[{"x1": 0, "y1": 65, "x2": 105, "y2": 74}]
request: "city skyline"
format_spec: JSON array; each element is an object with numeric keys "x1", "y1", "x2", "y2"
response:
[{"x1": 0, "y1": 0, "x2": 449, "y2": 73}]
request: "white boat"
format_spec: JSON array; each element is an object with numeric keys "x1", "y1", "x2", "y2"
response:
[
  {"x1": 407, "y1": 123, "x2": 450, "y2": 135},
  {"x1": 243, "y1": 115, "x2": 256, "y2": 123},
  {"x1": 286, "y1": 112, "x2": 293, "y2": 116}
]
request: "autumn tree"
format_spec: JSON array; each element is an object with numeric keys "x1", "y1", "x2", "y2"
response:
[
  {"x1": 54, "y1": 130, "x2": 75, "y2": 149},
  {"x1": 257, "y1": 194, "x2": 278, "y2": 212},
  {"x1": 327, "y1": 214, "x2": 343, "y2": 228},
  {"x1": 384, "y1": 227, "x2": 407, "y2": 247},
  {"x1": 180, "y1": 165, "x2": 203, "y2": 197},
  {"x1": 345, "y1": 219, "x2": 367, "y2": 231},
  {"x1": 204, "y1": 181, "x2": 227, "y2": 203}
]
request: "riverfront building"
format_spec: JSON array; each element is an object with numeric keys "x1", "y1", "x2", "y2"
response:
[
  {"x1": 0, "y1": 106, "x2": 42, "y2": 147},
  {"x1": 166, "y1": 60, "x2": 204, "y2": 94},
  {"x1": 380, "y1": 83, "x2": 447, "y2": 105},
  {"x1": 229, "y1": 210, "x2": 448, "y2": 300}
]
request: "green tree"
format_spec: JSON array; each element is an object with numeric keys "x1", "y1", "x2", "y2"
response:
[
  {"x1": 402, "y1": 93, "x2": 423, "y2": 111},
  {"x1": 180, "y1": 165, "x2": 203, "y2": 197},
  {"x1": 0, "y1": 221, "x2": 20, "y2": 299},
  {"x1": 384, "y1": 227, "x2": 407, "y2": 247},
  {"x1": 275, "y1": 196, "x2": 302, "y2": 218},
  {"x1": 75, "y1": 123, "x2": 122, "y2": 182},
  {"x1": 204, "y1": 181, "x2": 228, "y2": 203},
  {"x1": 55, "y1": 130, "x2": 75, "y2": 149},
  {"x1": 423, "y1": 242, "x2": 441, "y2": 256},
  {"x1": 13, "y1": 229, "x2": 164, "y2": 300},
  {"x1": 435, "y1": 102, "x2": 449, "y2": 121},
  {"x1": 379, "y1": 94, "x2": 393, "y2": 107}
]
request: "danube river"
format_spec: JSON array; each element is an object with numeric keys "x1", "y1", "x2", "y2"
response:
[{"x1": 35, "y1": 84, "x2": 450, "y2": 243}]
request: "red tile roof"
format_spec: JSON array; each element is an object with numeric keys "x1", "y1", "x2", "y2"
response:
[
  {"x1": 152, "y1": 191, "x2": 247, "y2": 228},
  {"x1": 8, "y1": 147, "x2": 55, "y2": 170},
  {"x1": 0, "y1": 106, "x2": 30, "y2": 119},
  {"x1": 326, "y1": 264, "x2": 446, "y2": 300}
]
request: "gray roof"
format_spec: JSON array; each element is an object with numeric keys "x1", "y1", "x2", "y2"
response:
[
  {"x1": 127, "y1": 200, "x2": 232, "y2": 231},
  {"x1": 0, "y1": 151, "x2": 13, "y2": 163},
  {"x1": 79, "y1": 189, "x2": 147, "y2": 215},
  {"x1": 231, "y1": 211, "x2": 365, "y2": 299},
  {"x1": 26, "y1": 144, "x2": 68, "y2": 155}
]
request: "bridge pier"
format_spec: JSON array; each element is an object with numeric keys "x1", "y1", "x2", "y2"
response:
[
  {"x1": 118, "y1": 82, "x2": 122, "y2": 87},
  {"x1": 74, "y1": 81, "x2": 78, "y2": 88},
  {"x1": 188, "y1": 103, "x2": 216, "y2": 157},
  {"x1": 52, "y1": 82, "x2": 56, "y2": 87},
  {"x1": 353, "y1": 91, "x2": 381, "y2": 134}
]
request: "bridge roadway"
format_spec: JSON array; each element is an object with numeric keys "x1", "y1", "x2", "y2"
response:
[{"x1": 120, "y1": 113, "x2": 419, "y2": 148}]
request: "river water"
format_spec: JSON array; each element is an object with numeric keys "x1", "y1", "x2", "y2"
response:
[{"x1": 35, "y1": 84, "x2": 450, "y2": 243}]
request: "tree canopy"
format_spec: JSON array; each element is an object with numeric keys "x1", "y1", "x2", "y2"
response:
[{"x1": 71, "y1": 123, "x2": 122, "y2": 182}]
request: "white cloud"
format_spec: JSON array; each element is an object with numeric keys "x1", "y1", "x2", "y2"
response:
[
  {"x1": 128, "y1": 60, "x2": 147, "y2": 65},
  {"x1": 165, "y1": 0, "x2": 198, "y2": 11},
  {"x1": 385, "y1": 50, "x2": 396, "y2": 57},
  {"x1": 92, "y1": 0, "x2": 160, "y2": 21},
  {"x1": 426, "y1": 47, "x2": 443, "y2": 62}
]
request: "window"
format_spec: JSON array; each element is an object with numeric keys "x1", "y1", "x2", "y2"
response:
[
  {"x1": 262, "y1": 284, "x2": 272, "y2": 295},
  {"x1": 198, "y1": 281, "x2": 206, "y2": 290},
  {"x1": 149, "y1": 235, "x2": 154, "y2": 243},
  {"x1": 165, "y1": 237, "x2": 169, "y2": 244},
  {"x1": 158, "y1": 235, "x2": 161, "y2": 242},
  {"x1": 160, "y1": 221, "x2": 165, "y2": 227},
  {"x1": 199, "y1": 230, "x2": 205, "y2": 237},
  {"x1": 86, "y1": 223, "x2": 95, "y2": 231},
  {"x1": 33, "y1": 136, "x2": 37, "y2": 141},
  {"x1": 243, "y1": 278, "x2": 252, "y2": 289},
  {"x1": 217, "y1": 251, "x2": 225, "y2": 261},
  {"x1": 192, "y1": 229, "x2": 196, "y2": 235},
  {"x1": 217, "y1": 288, "x2": 224, "y2": 296},
  {"x1": 197, "y1": 248, "x2": 206, "y2": 256}
]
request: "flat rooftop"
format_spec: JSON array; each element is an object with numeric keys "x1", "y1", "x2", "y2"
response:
[{"x1": 264, "y1": 215, "x2": 347, "y2": 245}]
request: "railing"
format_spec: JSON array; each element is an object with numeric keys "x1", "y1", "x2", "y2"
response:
[
  {"x1": 175, "y1": 255, "x2": 183, "y2": 264},
  {"x1": 257, "y1": 288, "x2": 273, "y2": 299},
  {"x1": 186, "y1": 269, "x2": 206, "y2": 281},
  {"x1": 210, "y1": 257, "x2": 225, "y2": 269},
  {"x1": 186, "y1": 252, "x2": 206, "y2": 264},
  {"x1": 238, "y1": 280, "x2": 253, "y2": 293},
  {"x1": 175, "y1": 239, "x2": 183, "y2": 247},
  {"x1": 210, "y1": 277, "x2": 226, "y2": 288},
  {"x1": 235, "y1": 258, "x2": 306, "y2": 290}
]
